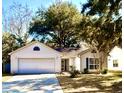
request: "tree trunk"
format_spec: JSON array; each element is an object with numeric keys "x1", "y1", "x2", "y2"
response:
[{"x1": 99, "y1": 52, "x2": 108, "y2": 73}]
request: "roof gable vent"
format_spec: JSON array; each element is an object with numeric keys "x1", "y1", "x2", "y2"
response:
[{"x1": 33, "y1": 46, "x2": 40, "y2": 51}]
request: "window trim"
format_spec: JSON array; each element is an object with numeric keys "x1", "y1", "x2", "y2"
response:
[
  {"x1": 113, "y1": 59, "x2": 118, "y2": 67},
  {"x1": 88, "y1": 58, "x2": 99, "y2": 70}
]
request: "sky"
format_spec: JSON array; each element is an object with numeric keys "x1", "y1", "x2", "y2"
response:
[
  {"x1": 2, "y1": 0, "x2": 87, "y2": 13},
  {"x1": 2, "y1": 0, "x2": 88, "y2": 40}
]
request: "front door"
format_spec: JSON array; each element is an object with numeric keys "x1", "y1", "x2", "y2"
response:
[{"x1": 61, "y1": 59, "x2": 69, "y2": 71}]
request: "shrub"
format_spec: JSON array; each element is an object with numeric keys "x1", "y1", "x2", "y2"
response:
[
  {"x1": 70, "y1": 70, "x2": 80, "y2": 78},
  {"x1": 101, "y1": 69, "x2": 108, "y2": 74},
  {"x1": 83, "y1": 68, "x2": 89, "y2": 74}
]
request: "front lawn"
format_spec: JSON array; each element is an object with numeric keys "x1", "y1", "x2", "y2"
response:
[
  {"x1": 2, "y1": 73, "x2": 13, "y2": 82},
  {"x1": 57, "y1": 73, "x2": 122, "y2": 93}
]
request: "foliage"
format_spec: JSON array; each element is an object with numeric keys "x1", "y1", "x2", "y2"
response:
[
  {"x1": 80, "y1": 0, "x2": 122, "y2": 70},
  {"x1": 101, "y1": 69, "x2": 108, "y2": 74},
  {"x1": 69, "y1": 66, "x2": 80, "y2": 78},
  {"x1": 29, "y1": 2, "x2": 82, "y2": 48},
  {"x1": 70, "y1": 66, "x2": 76, "y2": 72},
  {"x1": 70, "y1": 70, "x2": 80, "y2": 78},
  {"x1": 2, "y1": 32, "x2": 19, "y2": 64},
  {"x1": 82, "y1": 0, "x2": 121, "y2": 16},
  {"x1": 83, "y1": 68, "x2": 89, "y2": 74},
  {"x1": 81, "y1": 0, "x2": 122, "y2": 52}
]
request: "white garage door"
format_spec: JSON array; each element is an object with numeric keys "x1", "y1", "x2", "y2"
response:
[{"x1": 18, "y1": 58, "x2": 55, "y2": 74}]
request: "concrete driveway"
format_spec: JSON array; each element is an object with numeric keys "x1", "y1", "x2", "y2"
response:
[{"x1": 2, "y1": 74, "x2": 63, "y2": 93}]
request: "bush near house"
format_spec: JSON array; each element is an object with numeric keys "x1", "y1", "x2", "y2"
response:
[
  {"x1": 101, "y1": 69, "x2": 108, "y2": 74},
  {"x1": 70, "y1": 66, "x2": 75, "y2": 72},
  {"x1": 69, "y1": 66, "x2": 80, "y2": 78},
  {"x1": 83, "y1": 68, "x2": 89, "y2": 74},
  {"x1": 70, "y1": 70, "x2": 80, "y2": 78}
]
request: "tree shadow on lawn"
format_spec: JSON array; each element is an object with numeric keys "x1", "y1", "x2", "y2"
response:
[
  {"x1": 3, "y1": 77, "x2": 62, "y2": 93},
  {"x1": 57, "y1": 74, "x2": 122, "y2": 93}
]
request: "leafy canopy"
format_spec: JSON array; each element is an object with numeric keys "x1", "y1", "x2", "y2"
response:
[
  {"x1": 80, "y1": 0, "x2": 122, "y2": 54},
  {"x1": 2, "y1": 32, "x2": 19, "y2": 63},
  {"x1": 29, "y1": 2, "x2": 82, "y2": 48}
]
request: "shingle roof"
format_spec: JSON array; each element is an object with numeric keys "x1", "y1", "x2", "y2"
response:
[{"x1": 55, "y1": 47, "x2": 79, "y2": 52}]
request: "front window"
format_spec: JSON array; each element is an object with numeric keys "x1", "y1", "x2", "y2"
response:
[
  {"x1": 113, "y1": 60, "x2": 118, "y2": 67},
  {"x1": 89, "y1": 58, "x2": 99, "y2": 70}
]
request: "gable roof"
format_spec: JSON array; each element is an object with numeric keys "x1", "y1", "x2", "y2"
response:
[
  {"x1": 109, "y1": 46, "x2": 122, "y2": 55},
  {"x1": 9, "y1": 41, "x2": 61, "y2": 55},
  {"x1": 78, "y1": 49, "x2": 91, "y2": 55},
  {"x1": 55, "y1": 47, "x2": 79, "y2": 52}
]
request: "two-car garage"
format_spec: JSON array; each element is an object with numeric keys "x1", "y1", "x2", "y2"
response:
[
  {"x1": 9, "y1": 41, "x2": 61, "y2": 74},
  {"x1": 18, "y1": 58, "x2": 55, "y2": 74}
]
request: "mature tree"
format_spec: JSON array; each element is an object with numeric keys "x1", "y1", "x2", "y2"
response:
[
  {"x1": 2, "y1": 32, "x2": 19, "y2": 64},
  {"x1": 29, "y1": 2, "x2": 82, "y2": 48},
  {"x1": 2, "y1": 2, "x2": 32, "y2": 46},
  {"x1": 80, "y1": 0, "x2": 122, "y2": 70}
]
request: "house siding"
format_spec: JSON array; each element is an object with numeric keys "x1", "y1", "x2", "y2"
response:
[
  {"x1": 68, "y1": 57, "x2": 80, "y2": 71},
  {"x1": 68, "y1": 57, "x2": 75, "y2": 71},
  {"x1": 74, "y1": 57, "x2": 80, "y2": 71},
  {"x1": 80, "y1": 52, "x2": 100, "y2": 72},
  {"x1": 10, "y1": 42, "x2": 61, "y2": 74},
  {"x1": 107, "y1": 46, "x2": 122, "y2": 71}
]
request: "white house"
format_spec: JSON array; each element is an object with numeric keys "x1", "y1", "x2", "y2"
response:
[
  {"x1": 9, "y1": 41, "x2": 122, "y2": 74},
  {"x1": 9, "y1": 41, "x2": 61, "y2": 74},
  {"x1": 60, "y1": 48, "x2": 100, "y2": 72},
  {"x1": 107, "y1": 46, "x2": 122, "y2": 71}
]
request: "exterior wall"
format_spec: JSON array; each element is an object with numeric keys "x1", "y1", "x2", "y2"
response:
[
  {"x1": 68, "y1": 57, "x2": 80, "y2": 71},
  {"x1": 10, "y1": 42, "x2": 61, "y2": 74},
  {"x1": 55, "y1": 56, "x2": 61, "y2": 72},
  {"x1": 11, "y1": 55, "x2": 18, "y2": 74},
  {"x1": 80, "y1": 52, "x2": 100, "y2": 72},
  {"x1": 68, "y1": 57, "x2": 75, "y2": 71},
  {"x1": 74, "y1": 57, "x2": 80, "y2": 71},
  {"x1": 107, "y1": 46, "x2": 122, "y2": 71},
  {"x1": 62, "y1": 50, "x2": 82, "y2": 71}
]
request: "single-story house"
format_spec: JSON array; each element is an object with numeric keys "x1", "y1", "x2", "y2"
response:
[{"x1": 9, "y1": 41, "x2": 122, "y2": 74}]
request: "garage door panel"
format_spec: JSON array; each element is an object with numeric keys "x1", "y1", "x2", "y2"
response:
[{"x1": 18, "y1": 58, "x2": 55, "y2": 74}]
